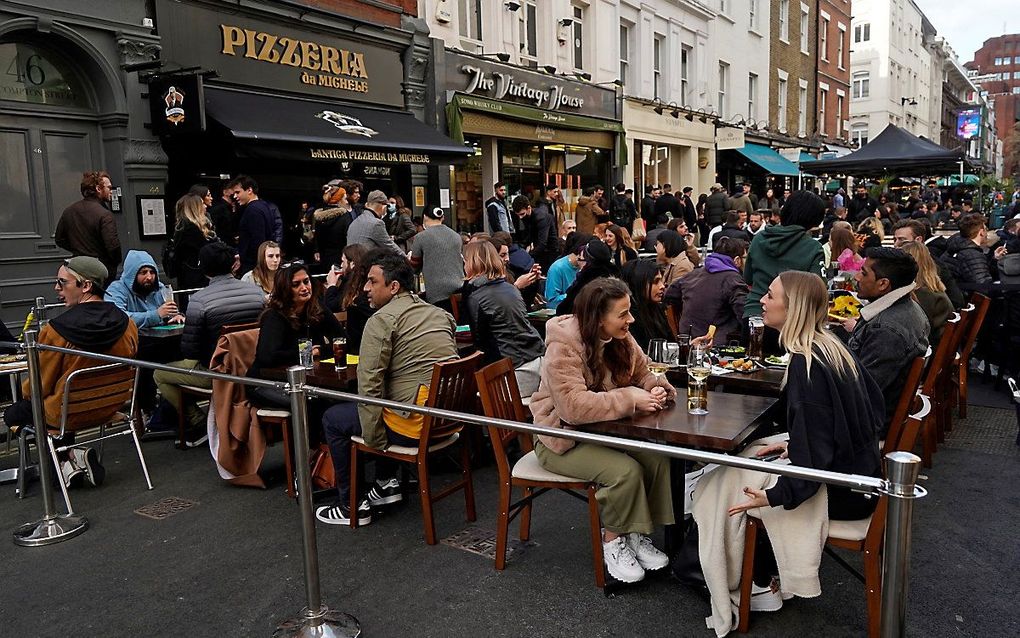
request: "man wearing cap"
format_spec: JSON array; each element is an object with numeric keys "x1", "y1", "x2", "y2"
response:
[
  {"x1": 555, "y1": 239, "x2": 619, "y2": 316},
  {"x1": 3, "y1": 257, "x2": 138, "y2": 488},
  {"x1": 346, "y1": 190, "x2": 402, "y2": 253},
  {"x1": 153, "y1": 243, "x2": 265, "y2": 444},
  {"x1": 410, "y1": 206, "x2": 464, "y2": 312},
  {"x1": 55, "y1": 170, "x2": 122, "y2": 285}
]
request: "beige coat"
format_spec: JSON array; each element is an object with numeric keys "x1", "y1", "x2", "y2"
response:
[
  {"x1": 574, "y1": 196, "x2": 605, "y2": 235},
  {"x1": 529, "y1": 315, "x2": 674, "y2": 454},
  {"x1": 208, "y1": 328, "x2": 267, "y2": 489}
]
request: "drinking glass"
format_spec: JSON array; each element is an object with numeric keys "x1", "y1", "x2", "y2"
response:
[
  {"x1": 298, "y1": 338, "x2": 314, "y2": 369},
  {"x1": 747, "y1": 316, "x2": 765, "y2": 361},
  {"x1": 687, "y1": 343, "x2": 711, "y2": 415},
  {"x1": 677, "y1": 334, "x2": 691, "y2": 368},
  {"x1": 162, "y1": 284, "x2": 174, "y2": 305},
  {"x1": 332, "y1": 337, "x2": 347, "y2": 371},
  {"x1": 647, "y1": 339, "x2": 669, "y2": 385}
]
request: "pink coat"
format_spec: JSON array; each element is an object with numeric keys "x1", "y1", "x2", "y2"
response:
[{"x1": 529, "y1": 315, "x2": 674, "y2": 454}]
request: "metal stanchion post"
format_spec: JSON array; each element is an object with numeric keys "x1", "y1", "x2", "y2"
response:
[
  {"x1": 275, "y1": 365, "x2": 360, "y2": 638},
  {"x1": 33, "y1": 297, "x2": 46, "y2": 328},
  {"x1": 12, "y1": 330, "x2": 89, "y2": 546},
  {"x1": 879, "y1": 451, "x2": 925, "y2": 638}
]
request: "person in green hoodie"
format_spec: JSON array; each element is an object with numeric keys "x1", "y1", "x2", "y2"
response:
[{"x1": 742, "y1": 191, "x2": 826, "y2": 352}]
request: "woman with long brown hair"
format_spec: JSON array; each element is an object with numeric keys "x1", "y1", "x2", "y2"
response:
[
  {"x1": 171, "y1": 192, "x2": 218, "y2": 289},
  {"x1": 530, "y1": 277, "x2": 674, "y2": 584},
  {"x1": 323, "y1": 244, "x2": 375, "y2": 352},
  {"x1": 900, "y1": 241, "x2": 952, "y2": 344},
  {"x1": 824, "y1": 225, "x2": 859, "y2": 268},
  {"x1": 602, "y1": 223, "x2": 638, "y2": 267},
  {"x1": 241, "y1": 240, "x2": 281, "y2": 296}
]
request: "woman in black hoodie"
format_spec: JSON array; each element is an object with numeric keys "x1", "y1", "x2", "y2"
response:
[{"x1": 556, "y1": 238, "x2": 620, "y2": 316}]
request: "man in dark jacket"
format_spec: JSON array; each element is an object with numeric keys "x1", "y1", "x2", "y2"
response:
[
  {"x1": 485, "y1": 182, "x2": 514, "y2": 236},
  {"x1": 680, "y1": 186, "x2": 698, "y2": 230},
  {"x1": 653, "y1": 184, "x2": 681, "y2": 228},
  {"x1": 641, "y1": 185, "x2": 660, "y2": 229},
  {"x1": 153, "y1": 243, "x2": 265, "y2": 442},
  {"x1": 713, "y1": 211, "x2": 753, "y2": 249},
  {"x1": 314, "y1": 180, "x2": 355, "y2": 269},
  {"x1": 516, "y1": 193, "x2": 558, "y2": 273},
  {"x1": 231, "y1": 175, "x2": 284, "y2": 275},
  {"x1": 841, "y1": 247, "x2": 930, "y2": 437},
  {"x1": 939, "y1": 214, "x2": 995, "y2": 289},
  {"x1": 208, "y1": 182, "x2": 238, "y2": 247},
  {"x1": 607, "y1": 182, "x2": 637, "y2": 230},
  {"x1": 847, "y1": 185, "x2": 880, "y2": 222},
  {"x1": 892, "y1": 219, "x2": 965, "y2": 308},
  {"x1": 55, "y1": 170, "x2": 122, "y2": 285},
  {"x1": 705, "y1": 183, "x2": 729, "y2": 228}
]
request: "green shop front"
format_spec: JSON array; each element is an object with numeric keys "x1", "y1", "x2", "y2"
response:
[{"x1": 440, "y1": 51, "x2": 622, "y2": 232}]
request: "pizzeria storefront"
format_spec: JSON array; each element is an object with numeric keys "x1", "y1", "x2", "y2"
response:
[
  {"x1": 440, "y1": 50, "x2": 623, "y2": 232},
  {"x1": 152, "y1": 0, "x2": 468, "y2": 234}
]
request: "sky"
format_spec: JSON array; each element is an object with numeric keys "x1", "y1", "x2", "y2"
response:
[{"x1": 918, "y1": 0, "x2": 1015, "y2": 63}]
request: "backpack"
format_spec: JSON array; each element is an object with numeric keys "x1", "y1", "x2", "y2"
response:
[{"x1": 162, "y1": 233, "x2": 179, "y2": 279}]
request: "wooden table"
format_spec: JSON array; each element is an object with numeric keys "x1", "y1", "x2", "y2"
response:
[
  {"x1": 667, "y1": 366, "x2": 785, "y2": 397},
  {"x1": 263, "y1": 360, "x2": 358, "y2": 391}
]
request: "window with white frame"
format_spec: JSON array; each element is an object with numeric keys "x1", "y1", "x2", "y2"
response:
[
  {"x1": 1014, "y1": 71, "x2": 1020, "y2": 80},
  {"x1": 519, "y1": 1, "x2": 538, "y2": 67},
  {"x1": 851, "y1": 123, "x2": 868, "y2": 146},
  {"x1": 1015, "y1": 56, "x2": 1020, "y2": 64},
  {"x1": 852, "y1": 71, "x2": 869, "y2": 98},
  {"x1": 718, "y1": 62, "x2": 729, "y2": 118},
  {"x1": 777, "y1": 73, "x2": 788, "y2": 132},
  {"x1": 820, "y1": 17, "x2": 829, "y2": 60},
  {"x1": 994, "y1": 57, "x2": 1002, "y2": 65},
  {"x1": 748, "y1": 73, "x2": 758, "y2": 119},
  {"x1": 1013, "y1": 87, "x2": 1020, "y2": 94},
  {"x1": 619, "y1": 23, "x2": 630, "y2": 86},
  {"x1": 749, "y1": 0, "x2": 759, "y2": 30},
  {"x1": 654, "y1": 36, "x2": 663, "y2": 100},
  {"x1": 779, "y1": 1, "x2": 790, "y2": 42},
  {"x1": 800, "y1": 5, "x2": 810, "y2": 54},
  {"x1": 836, "y1": 92, "x2": 845, "y2": 136},
  {"x1": 572, "y1": 4, "x2": 585, "y2": 71},
  {"x1": 837, "y1": 24, "x2": 846, "y2": 69},
  {"x1": 458, "y1": 0, "x2": 482, "y2": 42},
  {"x1": 798, "y1": 81, "x2": 808, "y2": 135},
  {"x1": 819, "y1": 86, "x2": 828, "y2": 135},
  {"x1": 681, "y1": 46, "x2": 691, "y2": 106},
  {"x1": 854, "y1": 23, "x2": 870, "y2": 43}
]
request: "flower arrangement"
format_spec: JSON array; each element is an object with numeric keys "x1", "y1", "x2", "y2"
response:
[
  {"x1": 830, "y1": 294, "x2": 862, "y2": 318},
  {"x1": 837, "y1": 248, "x2": 864, "y2": 272}
]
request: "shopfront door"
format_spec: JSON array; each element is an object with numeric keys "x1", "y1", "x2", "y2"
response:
[{"x1": 0, "y1": 113, "x2": 102, "y2": 325}]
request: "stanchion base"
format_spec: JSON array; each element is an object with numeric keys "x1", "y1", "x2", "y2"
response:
[
  {"x1": 13, "y1": 513, "x2": 88, "y2": 547},
  {"x1": 274, "y1": 607, "x2": 360, "y2": 638}
]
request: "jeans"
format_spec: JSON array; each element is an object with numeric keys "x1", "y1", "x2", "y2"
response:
[
  {"x1": 3, "y1": 399, "x2": 75, "y2": 460},
  {"x1": 321, "y1": 402, "x2": 418, "y2": 503}
]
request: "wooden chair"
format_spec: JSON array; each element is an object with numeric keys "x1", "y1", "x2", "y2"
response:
[
  {"x1": 664, "y1": 304, "x2": 680, "y2": 337},
  {"x1": 349, "y1": 351, "x2": 482, "y2": 544},
  {"x1": 475, "y1": 358, "x2": 605, "y2": 588},
  {"x1": 881, "y1": 353, "x2": 927, "y2": 456},
  {"x1": 954, "y1": 293, "x2": 991, "y2": 420},
  {"x1": 46, "y1": 363, "x2": 153, "y2": 514},
  {"x1": 737, "y1": 394, "x2": 931, "y2": 638},
  {"x1": 256, "y1": 408, "x2": 295, "y2": 498},
  {"x1": 918, "y1": 313, "x2": 961, "y2": 467},
  {"x1": 449, "y1": 292, "x2": 462, "y2": 324}
]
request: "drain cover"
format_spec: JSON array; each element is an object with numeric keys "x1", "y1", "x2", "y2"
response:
[
  {"x1": 441, "y1": 525, "x2": 535, "y2": 560},
  {"x1": 134, "y1": 496, "x2": 198, "y2": 520}
]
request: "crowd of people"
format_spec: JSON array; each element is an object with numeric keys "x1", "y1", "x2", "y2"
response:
[{"x1": 5, "y1": 167, "x2": 1020, "y2": 632}]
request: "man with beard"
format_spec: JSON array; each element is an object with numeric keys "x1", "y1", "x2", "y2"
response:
[
  {"x1": 105, "y1": 250, "x2": 183, "y2": 418},
  {"x1": 486, "y1": 181, "x2": 515, "y2": 235},
  {"x1": 847, "y1": 185, "x2": 880, "y2": 222},
  {"x1": 55, "y1": 170, "x2": 122, "y2": 285}
]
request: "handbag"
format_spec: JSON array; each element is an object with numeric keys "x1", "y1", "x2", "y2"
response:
[{"x1": 310, "y1": 444, "x2": 335, "y2": 490}]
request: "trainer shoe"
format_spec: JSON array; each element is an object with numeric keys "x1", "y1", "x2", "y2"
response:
[
  {"x1": 367, "y1": 478, "x2": 403, "y2": 506},
  {"x1": 603, "y1": 536, "x2": 645, "y2": 583},
  {"x1": 315, "y1": 500, "x2": 372, "y2": 526},
  {"x1": 59, "y1": 459, "x2": 84, "y2": 489},
  {"x1": 69, "y1": 446, "x2": 105, "y2": 487},
  {"x1": 627, "y1": 533, "x2": 669, "y2": 571},
  {"x1": 749, "y1": 580, "x2": 784, "y2": 612}
]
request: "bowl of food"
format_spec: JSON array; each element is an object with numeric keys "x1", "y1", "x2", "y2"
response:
[{"x1": 828, "y1": 294, "x2": 862, "y2": 321}]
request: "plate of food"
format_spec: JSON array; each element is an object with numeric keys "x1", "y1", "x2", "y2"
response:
[
  {"x1": 828, "y1": 294, "x2": 862, "y2": 321},
  {"x1": 0, "y1": 353, "x2": 26, "y2": 364},
  {"x1": 716, "y1": 345, "x2": 746, "y2": 357},
  {"x1": 765, "y1": 354, "x2": 791, "y2": 367},
  {"x1": 715, "y1": 357, "x2": 762, "y2": 373}
]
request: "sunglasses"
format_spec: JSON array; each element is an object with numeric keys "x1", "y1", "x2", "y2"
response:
[{"x1": 55, "y1": 277, "x2": 80, "y2": 289}]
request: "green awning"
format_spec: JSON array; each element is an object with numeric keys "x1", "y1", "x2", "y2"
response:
[
  {"x1": 733, "y1": 143, "x2": 800, "y2": 177},
  {"x1": 937, "y1": 174, "x2": 979, "y2": 186}
]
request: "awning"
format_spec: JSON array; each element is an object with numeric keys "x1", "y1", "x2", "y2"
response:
[
  {"x1": 204, "y1": 87, "x2": 473, "y2": 164},
  {"x1": 732, "y1": 143, "x2": 800, "y2": 177}
]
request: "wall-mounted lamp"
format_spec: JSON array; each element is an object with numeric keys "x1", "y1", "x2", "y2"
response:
[
  {"x1": 504, "y1": 1, "x2": 521, "y2": 11},
  {"x1": 574, "y1": 71, "x2": 592, "y2": 81},
  {"x1": 480, "y1": 51, "x2": 511, "y2": 63},
  {"x1": 542, "y1": 65, "x2": 558, "y2": 74}
]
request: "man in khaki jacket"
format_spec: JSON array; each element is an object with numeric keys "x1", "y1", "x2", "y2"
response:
[{"x1": 316, "y1": 250, "x2": 457, "y2": 526}]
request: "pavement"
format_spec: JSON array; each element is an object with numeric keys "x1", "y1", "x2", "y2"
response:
[{"x1": 1, "y1": 388, "x2": 1018, "y2": 638}]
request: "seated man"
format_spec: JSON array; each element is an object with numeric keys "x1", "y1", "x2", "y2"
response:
[
  {"x1": 105, "y1": 250, "x2": 182, "y2": 417},
  {"x1": 840, "y1": 247, "x2": 929, "y2": 437},
  {"x1": 317, "y1": 250, "x2": 458, "y2": 526},
  {"x1": 3, "y1": 257, "x2": 138, "y2": 487},
  {"x1": 938, "y1": 213, "x2": 997, "y2": 290},
  {"x1": 892, "y1": 219, "x2": 965, "y2": 308},
  {"x1": 152, "y1": 243, "x2": 265, "y2": 444},
  {"x1": 544, "y1": 232, "x2": 589, "y2": 310}
]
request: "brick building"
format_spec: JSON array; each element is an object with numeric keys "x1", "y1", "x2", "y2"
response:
[
  {"x1": 967, "y1": 34, "x2": 1020, "y2": 177},
  {"x1": 769, "y1": 0, "x2": 817, "y2": 137},
  {"x1": 816, "y1": 1, "x2": 851, "y2": 143}
]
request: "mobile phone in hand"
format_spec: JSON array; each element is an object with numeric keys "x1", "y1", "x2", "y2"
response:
[{"x1": 758, "y1": 452, "x2": 783, "y2": 462}]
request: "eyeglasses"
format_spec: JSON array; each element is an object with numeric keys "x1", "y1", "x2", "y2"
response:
[{"x1": 55, "y1": 277, "x2": 80, "y2": 289}]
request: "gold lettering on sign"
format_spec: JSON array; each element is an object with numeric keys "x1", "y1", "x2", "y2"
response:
[
  {"x1": 309, "y1": 148, "x2": 431, "y2": 163},
  {"x1": 219, "y1": 24, "x2": 370, "y2": 93}
]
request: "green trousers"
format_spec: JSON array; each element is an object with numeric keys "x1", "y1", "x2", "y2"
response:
[
  {"x1": 535, "y1": 440, "x2": 674, "y2": 535},
  {"x1": 152, "y1": 359, "x2": 210, "y2": 426}
]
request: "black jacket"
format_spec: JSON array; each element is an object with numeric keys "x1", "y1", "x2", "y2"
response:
[
  {"x1": 653, "y1": 193, "x2": 681, "y2": 226},
  {"x1": 640, "y1": 195, "x2": 658, "y2": 225},
  {"x1": 323, "y1": 283, "x2": 375, "y2": 354},
  {"x1": 314, "y1": 206, "x2": 354, "y2": 269},
  {"x1": 607, "y1": 193, "x2": 637, "y2": 229},
  {"x1": 765, "y1": 351, "x2": 884, "y2": 519},
  {"x1": 208, "y1": 200, "x2": 237, "y2": 247},
  {"x1": 181, "y1": 275, "x2": 265, "y2": 365},
  {"x1": 679, "y1": 194, "x2": 697, "y2": 229},
  {"x1": 847, "y1": 194, "x2": 880, "y2": 222},
  {"x1": 249, "y1": 305, "x2": 345, "y2": 380},
  {"x1": 463, "y1": 276, "x2": 544, "y2": 367},
  {"x1": 713, "y1": 224, "x2": 753, "y2": 248},
  {"x1": 705, "y1": 191, "x2": 729, "y2": 227},
  {"x1": 939, "y1": 235, "x2": 993, "y2": 287},
  {"x1": 172, "y1": 221, "x2": 217, "y2": 290},
  {"x1": 525, "y1": 207, "x2": 559, "y2": 272},
  {"x1": 556, "y1": 262, "x2": 621, "y2": 316}
]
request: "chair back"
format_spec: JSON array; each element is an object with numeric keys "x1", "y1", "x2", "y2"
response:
[
  {"x1": 664, "y1": 304, "x2": 679, "y2": 337},
  {"x1": 958, "y1": 293, "x2": 991, "y2": 362},
  {"x1": 920, "y1": 312, "x2": 960, "y2": 397},
  {"x1": 882, "y1": 355, "x2": 926, "y2": 455},
  {"x1": 59, "y1": 363, "x2": 138, "y2": 436},
  {"x1": 449, "y1": 292, "x2": 462, "y2": 325},
  {"x1": 421, "y1": 351, "x2": 483, "y2": 442},
  {"x1": 475, "y1": 358, "x2": 533, "y2": 484}
]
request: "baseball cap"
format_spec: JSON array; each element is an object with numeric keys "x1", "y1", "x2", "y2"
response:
[
  {"x1": 64, "y1": 256, "x2": 108, "y2": 293},
  {"x1": 583, "y1": 238, "x2": 612, "y2": 265},
  {"x1": 365, "y1": 190, "x2": 388, "y2": 205},
  {"x1": 711, "y1": 183, "x2": 724, "y2": 191}
]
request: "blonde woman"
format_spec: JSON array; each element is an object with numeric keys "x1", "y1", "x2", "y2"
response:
[
  {"x1": 900, "y1": 241, "x2": 952, "y2": 345},
  {"x1": 172, "y1": 193, "x2": 218, "y2": 289},
  {"x1": 857, "y1": 216, "x2": 884, "y2": 250},
  {"x1": 242, "y1": 240, "x2": 281, "y2": 296}
]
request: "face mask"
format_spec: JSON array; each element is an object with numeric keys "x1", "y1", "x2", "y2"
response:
[{"x1": 386, "y1": 203, "x2": 396, "y2": 215}]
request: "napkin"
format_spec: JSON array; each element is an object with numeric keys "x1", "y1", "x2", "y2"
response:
[{"x1": 320, "y1": 355, "x2": 359, "y2": 365}]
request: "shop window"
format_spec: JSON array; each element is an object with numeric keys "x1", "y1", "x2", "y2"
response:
[
  {"x1": 619, "y1": 23, "x2": 630, "y2": 86},
  {"x1": 452, "y1": 138, "x2": 483, "y2": 232},
  {"x1": 572, "y1": 5, "x2": 585, "y2": 71},
  {"x1": 0, "y1": 41, "x2": 90, "y2": 108},
  {"x1": 637, "y1": 141, "x2": 670, "y2": 190},
  {"x1": 458, "y1": 0, "x2": 482, "y2": 43}
]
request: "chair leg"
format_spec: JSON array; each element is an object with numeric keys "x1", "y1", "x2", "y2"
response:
[
  {"x1": 16, "y1": 429, "x2": 30, "y2": 498},
  {"x1": 47, "y1": 436, "x2": 73, "y2": 516},
  {"x1": 958, "y1": 365, "x2": 968, "y2": 419},
  {"x1": 864, "y1": 546, "x2": 882, "y2": 638},
  {"x1": 494, "y1": 481, "x2": 512, "y2": 571},
  {"x1": 176, "y1": 394, "x2": 188, "y2": 450},
  {"x1": 349, "y1": 445, "x2": 360, "y2": 529},
  {"x1": 460, "y1": 439, "x2": 476, "y2": 522},
  {"x1": 282, "y1": 418, "x2": 295, "y2": 499},
  {"x1": 737, "y1": 517, "x2": 759, "y2": 633},
  {"x1": 587, "y1": 485, "x2": 605, "y2": 589},
  {"x1": 129, "y1": 420, "x2": 154, "y2": 490},
  {"x1": 922, "y1": 413, "x2": 935, "y2": 468},
  {"x1": 519, "y1": 487, "x2": 534, "y2": 542},
  {"x1": 418, "y1": 456, "x2": 437, "y2": 545}
]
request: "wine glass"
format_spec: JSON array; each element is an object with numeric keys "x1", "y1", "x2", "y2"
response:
[
  {"x1": 647, "y1": 339, "x2": 669, "y2": 385},
  {"x1": 687, "y1": 343, "x2": 711, "y2": 415}
]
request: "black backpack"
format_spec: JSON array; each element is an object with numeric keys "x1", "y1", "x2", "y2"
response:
[{"x1": 162, "y1": 234, "x2": 179, "y2": 279}]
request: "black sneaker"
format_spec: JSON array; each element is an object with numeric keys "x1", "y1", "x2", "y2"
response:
[
  {"x1": 69, "y1": 446, "x2": 105, "y2": 487},
  {"x1": 367, "y1": 478, "x2": 403, "y2": 506},
  {"x1": 316, "y1": 500, "x2": 372, "y2": 526}
]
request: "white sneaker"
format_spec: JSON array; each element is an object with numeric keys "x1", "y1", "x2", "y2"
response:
[
  {"x1": 749, "y1": 580, "x2": 784, "y2": 612},
  {"x1": 59, "y1": 460, "x2": 84, "y2": 488},
  {"x1": 627, "y1": 533, "x2": 669, "y2": 571},
  {"x1": 603, "y1": 536, "x2": 645, "y2": 583},
  {"x1": 69, "y1": 446, "x2": 104, "y2": 487}
]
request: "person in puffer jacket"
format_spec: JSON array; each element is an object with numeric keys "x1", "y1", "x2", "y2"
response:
[{"x1": 938, "y1": 214, "x2": 995, "y2": 289}]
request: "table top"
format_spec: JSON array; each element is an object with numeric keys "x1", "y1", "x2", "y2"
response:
[
  {"x1": 262, "y1": 360, "x2": 357, "y2": 391},
  {"x1": 667, "y1": 366, "x2": 785, "y2": 397},
  {"x1": 579, "y1": 391, "x2": 777, "y2": 452},
  {"x1": 139, "y1": 324, "x2": 185, "y2": 338}
]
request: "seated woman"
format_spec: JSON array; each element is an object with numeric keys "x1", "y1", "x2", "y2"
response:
[
  {"x1": 555, "y1": 239, "x2": 619, "y2": 316},
  {"x1": 665, "y1": 237, "x2": 748, "y2": 344},
  {"x1": 822, "y1": 224, "x2": 857, "y2": 269},
  {"x1": 620, "y1": 259, "x2": 671, "y2": 351},
  {"x1": 531, "y1": 277, "x2": 674, "y2": 583},
  {"x1": 461, "y1": 242, "x2": 545, "y2": 397},
  {"x1": 248, "y1": 262, "x2": 345, "y2": 410},
  {"x1": 655, "y1": 230, "x2": 696, "y2": 287},
  {"x1": 241, "y1": 241, "x2": 281, "y2": 298},
  {"x1": 324, "y1": 244, "x2": 375, "y2": 353},
  {"x1": 857, "y1": 217, "x2": 885, "y2": 250},
  {"x1": 900, "y1": 241, "x2": 952, "y2": 347},
  {"x1": 603, "y1": 223, "x2": 638, "y2": 268},
  {"x1": 694, "y1": 271, "x2": 884, "y2": 624}
]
